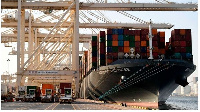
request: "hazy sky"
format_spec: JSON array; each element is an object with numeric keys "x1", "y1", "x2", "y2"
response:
[{"x1": 0, "y1": 0, "x2": 198, "y2": 82}]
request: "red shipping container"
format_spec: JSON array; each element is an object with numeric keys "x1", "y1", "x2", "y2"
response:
[
  {"x1": 141, "y1": 53, "x2": 147, "y2": 58},
  {"x1": 158, "y1": 49, "x2": 166, "y2": 54},
  {"x1": 173, "y1": 29, "x2": 180, "y2": 35},
  {"x1": 100, "y1": 47, "x2": 105, "y2": 54},
  {"x1": 100, "y1": 42, "x2": 105, "y2": 48},
  {"x1": 141, "y1": 29, "x2": 149, "y2": 35},
  {"x1": 185, "y1": 29, "x2": 191, "y2": 35},
  {"x1": 185, "y1": 35, "x2": 191, "y2": 41},
  {"x1": 129, "y1": 30, "x2": 135, "y2": 36},
  {"x1": 135, "y1": 30, "x2": 141, "y2": 36},
  {"x1": 180, "y1": 35, "x2": 186, "y2": 41},
  {"x1": 135, "y1": 41, "x2": 140, "y2": 47},
  {"x1": 159, "y1": 31, "x2": 165, "y2": 37},
  {"x1": 172, "y1": 41, "x2": 180, "y2": 47},
  {"x1": 174, "y1": 47, "x2": 181, "y2": 52},
  {"x1": 180, "y1": 41, "x2": 186, "y2": 47},
  {"x1": 135, "y1": 47, "x2": 140, "y2": 53},
  {"x1": 92, "y1": 41, "x2": 97, "y2": 46},
  {"x1": 186, "y1": 41, "x2": 192, "y2": 47},
  {"x1": 107, "y1": 29, "x2": 112, "y2": 35},
  {"x1": 112, "y1": 35, "x2": 118, "y2": 41},
  {"x1": 92, "y1": 57, "x2": 97, "y2": 62},
  {"x1": 152, "y1": 29, "x2": 157, "y2": 35},
  {"x1": 107, "y1": 59, "x2": 113, "y2": 64},
  {"x1": 112, "y1": 52, "x2": 118, "y2": 58},
  {"x1": 124, "y1": 29, "x2": 129, "y2": 35},
  {"x1": 152, "y1": 41, "x2": 158, "y2": 47},
  {"x1": 60, "y1": 83, "x2": 71, "y2": 89},
  {"x1": 153, "y1": 47, "x2": 158, "y2": 53},
  {"x1": 160, "y1": 37, "x2": 165, "y2": 42},
  {"x1": 118, "y1": 47, "x2": 124, "y2": 52},
  {"x1": 180, "y1": 47, "x2": 186, "y2": 53},
  {"x1": 141, "y1": 35, "x2": 146, "y2": 41},
  {"x1": 124, "y1": 41, "x2": 130, "y2": 46},
  {"x1": 172, "y1": 35, "x2": 181, "y2": 41},
  {"x1": 153, "y1": 53, "x2": 158, "y2": 59},
  {"x1": 152, "y1": 35, "x2": 158, "y2": 41},
  {"x1": 100, "y1": 31, "x2": 106, "y2": 37}
]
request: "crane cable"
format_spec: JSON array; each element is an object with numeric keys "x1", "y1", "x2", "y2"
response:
[{"x1": 117, "y1": 11, "x2": 149, "y2": 24}]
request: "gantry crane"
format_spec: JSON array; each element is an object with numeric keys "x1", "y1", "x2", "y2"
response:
[{"x1": 1, "y1": 0, "x2": 198, "y2": 97}]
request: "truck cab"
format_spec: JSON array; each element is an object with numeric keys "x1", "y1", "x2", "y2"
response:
[
  {"x1": 60, "y1": 88, "x2": 72, "y2": 104},
  {"x1": 15, "y1": 87, "x2": 26, "y2": 101},
  {"x1": 41, "y1": 84, "x2": 54, "y2": 103}
]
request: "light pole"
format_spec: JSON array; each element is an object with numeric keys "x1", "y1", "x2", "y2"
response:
[{"x1": 7, "y1": 59, "x2": 10, "y2": 74}]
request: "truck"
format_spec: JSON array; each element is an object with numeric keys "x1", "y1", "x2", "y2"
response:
[
  {"x1": 59, "y1": 83, "x2": 73, "y2": 104},
  {"x1": 1, "y1": 84, "x2": 14, "y2": 102},
  {"x1": 41, "y1": 84, "x2": 54, "y2": 103},
  {"x1": 1, "y1": 84, "x2": 8, "y2": 102},
  {"x1": 24, "y1": 86, "x2": 41, "y2": 102},
  {"x1": 15, "y1": 86, "x2": 26, "y2": 101}
]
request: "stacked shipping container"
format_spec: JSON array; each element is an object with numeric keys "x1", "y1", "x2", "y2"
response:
[
  {"x1": 92, "y1": 36, "x2": 98, "y2": 69},
  {"x1": 170, "y1": 29, "x2": 192, "y2": 59},
  {"x1": 99, "y1": 31, "x2": 106, "y2": 66},
  {"x1": 88, "y1": 29, "x2": 192, "y2": 67}
]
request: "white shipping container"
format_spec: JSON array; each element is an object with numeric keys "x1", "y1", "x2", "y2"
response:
[{"x1": 1, "y1": 84, "x2": 7, "y2": 95}]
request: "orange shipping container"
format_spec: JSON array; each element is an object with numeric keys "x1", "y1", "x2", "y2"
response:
[
  {"x1": 158, "y1": 49, "x2": 166, "y2": 54},
  {"x1": 141, "y1": 41, "x2": 147, "y2": 46},
  {"x1": 112, "y1": 41, "x2": 118, "y2": 46},
  {"x1": 152, "y1": 29, "x2": 157, "y2": 35},
  {"x1": 159, "y1": 31, "x2": 165, "y2": 37},
  {"x1": 153, "y1": 47, "x2": 158, "y2": 53},
  {"x1": 42, "y1": 84, "x2": 54, "y2": 95},
  {"x1": 135, "y1": 36, "x2": 140, "y2": 41},
  {"x1": 180, "y1": 29, "x2": 186, "y2": 35},
  {"x1": 124, "y1": 41, "x2": 129, "y2": 47},
  {"x1": 124, "y1": 47, "x2": 130, "y2": 53}
]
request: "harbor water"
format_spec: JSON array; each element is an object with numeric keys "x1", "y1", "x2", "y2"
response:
[{"x1": 159, "y1": 96, "x2": 198, "y2": 110}]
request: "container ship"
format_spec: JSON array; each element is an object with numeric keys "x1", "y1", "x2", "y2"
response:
[{"x1": 79, "y1": 27, "x2": 196, "y2": 109}]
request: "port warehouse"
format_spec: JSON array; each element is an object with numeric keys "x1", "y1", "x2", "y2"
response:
[
  {"x1": 80, "y1": 28, "x2": 192, "y2": 78},
  {"x1": 1, "y1": 28, "x2": 192, "y2": 103}
]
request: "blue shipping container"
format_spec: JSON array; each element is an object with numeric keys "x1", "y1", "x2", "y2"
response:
[
  {"x1": 92, "y1": 52, "x2": 97, "y2": 57},
  {"x1": 100, "y1": 54, "x2": 106, "y2": 59},
  {"x1": 118, "y1": 41, "x2": 124, "y2": 46},
  {"x1": 118, "y1": 29, "x2": 124, "y2": 35},
  {"x1": 107, "y1": 47, "x2": 112, "y2": 52},
  {"x1": 140, "y1": 47, "x2": 147, "y2": 53},
  {"x1": 112, "y1": 29, "x2": 118, "y2": 34},
  {"x1": 107, "y1": 34, "x2": 112, "y2": 41},
  {"x1": 186, "y1": 53, "x2": 192, "y2": 58},
  {"x1": 118, "y1": 35, "x2": 124, "y2": 41},
  {"x1": 180, "y1": 53, "x2": 186, "y2": 58}
]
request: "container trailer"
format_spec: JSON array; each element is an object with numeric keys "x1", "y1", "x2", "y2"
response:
[
  {"x1": 59, "y1": 83, "x2": 73, "y2": 104},
  {"x1": 41, "y1": 84, "x2": 54, "y2": 103}
]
